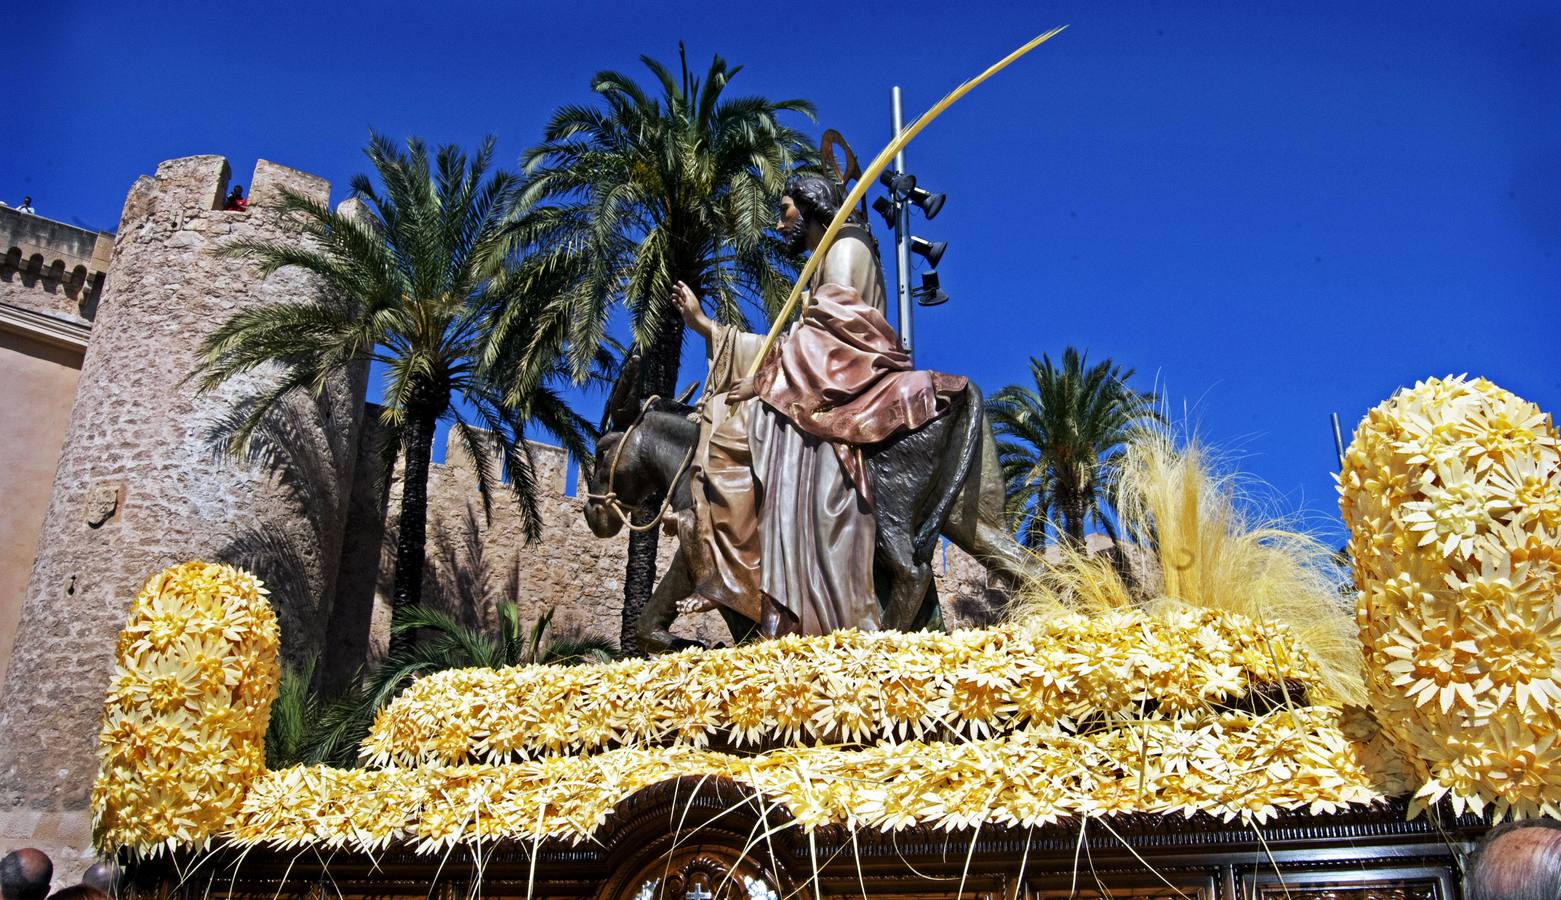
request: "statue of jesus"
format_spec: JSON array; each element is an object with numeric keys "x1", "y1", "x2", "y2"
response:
[{"x1": 671, "y1": 174, "x2": 965, "y2": 637}]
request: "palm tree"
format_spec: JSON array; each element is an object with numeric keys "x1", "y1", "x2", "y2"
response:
[
  {"x1": 195, "y1": 135, "x2": 596, "y2": 646},
  {"x1": 495, "y1": 46, "x2": 816, "y2": 653},
  {"x1": 988, "y1": 348, "x2": 1159, "y2": 548}
]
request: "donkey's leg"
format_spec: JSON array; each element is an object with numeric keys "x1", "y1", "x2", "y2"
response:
[
  {"x1": 637, "y1": 550, "x2": 694, "y2": 654},
  {"x1": 879, "y1": 524, "x2": 935, "y2": 631}
]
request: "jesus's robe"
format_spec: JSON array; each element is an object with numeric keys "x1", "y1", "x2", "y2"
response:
[{"x1": 690, "y1": 225, "x2": 965, "y2": 633}]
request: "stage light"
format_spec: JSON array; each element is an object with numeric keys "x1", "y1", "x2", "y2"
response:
[
  {"x1": 872, "y1": 195, "x2": 897, "y2": 229},
  {"x1": 909, "y1": 186, "x2": 945, "y2": 220},
  {"x1": 909, "y1": 236, "x2": 947, "y2": 268},
  {"x1": 878, "y1": 169, "x2": 917, "y2": 200},
  {"x1": 914, "y1": 270, "x2": 948, "y2": 307}
]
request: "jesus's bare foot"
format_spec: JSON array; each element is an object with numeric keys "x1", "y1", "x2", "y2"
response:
[{"x1": 677, "y1": 594, "x2": 719, "y2": 615}]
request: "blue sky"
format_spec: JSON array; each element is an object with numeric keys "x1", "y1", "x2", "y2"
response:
[{"x1": 8, "y1": 1, "x2": 1558, "y2": 541}]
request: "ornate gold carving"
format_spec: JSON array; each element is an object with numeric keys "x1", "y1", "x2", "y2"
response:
[{"x1": 620, "y1": 852, "x2": 779, "y2": 900}]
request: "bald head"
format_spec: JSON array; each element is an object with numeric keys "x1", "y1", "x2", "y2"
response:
[
  {"x1": 1469, "y1": 820, "x2": 1561, "y2": 900},
  {"x1": 80, "y1": 862, "x2": 119, "y2": 898},
  {"x1": 0, "y1": 849, "x2": 52, "y2": 900}
]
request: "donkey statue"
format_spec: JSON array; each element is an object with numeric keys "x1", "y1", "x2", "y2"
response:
[{"x1": 584, "y1": 356, "x2": 1037, "y2": 652}]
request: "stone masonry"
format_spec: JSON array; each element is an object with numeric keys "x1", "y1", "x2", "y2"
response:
[
  {"x1": 0, "y1": 208, "x2": 114, "y2": 697},
  {"x1": 0, "y1": 157, "x2": 367, "y2": 878},
  {"x1": 0, "y1": 206, "x2": 113, "y2": 326},
  {"x1": 418, "y1": 432, "x2": 729, "y2": 650}
]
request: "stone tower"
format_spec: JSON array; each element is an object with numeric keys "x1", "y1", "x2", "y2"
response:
[{"x1": 0, "y1": 156, "x2": 367, "y2": 874}]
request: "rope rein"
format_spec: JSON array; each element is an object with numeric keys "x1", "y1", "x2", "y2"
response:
[{"x1": 584, "y1": 394, "x2": 700, "y2": 533}]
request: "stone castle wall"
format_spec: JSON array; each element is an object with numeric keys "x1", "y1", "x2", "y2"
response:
[
  {"x1": 421, "y1": 434, "x2": 730, "y2": 648},
  {"x1": 0, "y1": 206, "x2": 112, "y2": 326},
  {"x1": 0, "y1": 157, "x2": 367, "y2": 878}
]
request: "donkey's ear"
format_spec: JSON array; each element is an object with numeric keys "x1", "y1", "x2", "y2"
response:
[
  {"x1": 602, "y1": 353, "x2": 642, "y2": 433},
  {"x1": 675, "y1": 380, "x2": 701, "y2": 407}
]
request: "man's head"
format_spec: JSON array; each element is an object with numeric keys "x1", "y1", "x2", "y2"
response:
[
  {"x1": 1467, "y1": 819, "x2": 1561, "y2": 900},
  {"x1": 778, "y1": 174, "x2": 847, "y2": 255},
  {"x1": 20, "y1": 197, "x2": 30, "y2": 207},
  {"x1": 229, "y1": 185, "x2": 244, "y2": 198},
  {"x1": 80, "y1": 862, "x2": 119, "y2": 898},
  {"x1": 0, "y1": 848, "x2": 52, "y2": 900}
]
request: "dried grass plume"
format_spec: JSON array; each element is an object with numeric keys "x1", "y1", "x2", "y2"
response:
[{"x1": 1010, "y1": 429, "x2": 1366, "y2": 707}]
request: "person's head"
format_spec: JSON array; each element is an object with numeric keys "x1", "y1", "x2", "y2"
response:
[
  {"x1": 0, "y1": 848, "x2": 52, "y2": 900},
  {"x1": 228, "y1": 184, "x2": 243, "y2": 198},
  {"x1": 79, "y1": 862, "x2": 119, "y2": 899},
  {"x1": 44, "y1": 887, "x2": 107, "y2": 900},
  {"x1": 778, "y1": 174, "x2": 849, "y2": 255},
  {"x1": 1467, "y1": 819, "x2": 1561, "y2": 900},
  {"x1": 20, "y1": 197, "x2": 30, "y2": 207}
]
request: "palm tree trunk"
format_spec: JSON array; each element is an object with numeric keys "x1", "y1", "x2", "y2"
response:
[
  {"x1": 1023, "y1": 513, "x2": 1046, "y2": 551},
  {"x1": 390, "y1": 393, "x2": 440, "y2": 656},
  {"x1": 620, "y1": 307, "x2": 686, "y2": 655},
  {"x1": 1061, "y1": 491, "x2": 1086, "y2": 548}
]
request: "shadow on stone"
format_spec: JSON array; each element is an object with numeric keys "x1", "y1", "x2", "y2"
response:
[{"x1": 202, "y1": 382, "x2": 354, "y2": 671}]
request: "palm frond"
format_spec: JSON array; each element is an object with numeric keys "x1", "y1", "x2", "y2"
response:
[{"x1": 988, "y1": 347, "x2": 1158, "y2": 546}]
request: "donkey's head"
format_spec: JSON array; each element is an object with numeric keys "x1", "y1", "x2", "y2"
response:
[{"x1": 583, "y1": 355, "x2": 700, "y2": 538}]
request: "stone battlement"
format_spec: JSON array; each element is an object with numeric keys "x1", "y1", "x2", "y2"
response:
[
  {"x1": 0, "y1": 206, "x2": 113, "y2": 327},
  {"x1": 117, "y1": 155, "x2": 329, "y2": 233}
]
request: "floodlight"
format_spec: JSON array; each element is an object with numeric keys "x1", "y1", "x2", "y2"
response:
[
  {"x1": 909, "y1": 236, "x2": 947, "y2": 268},
  {"x1": 909, "y1": 186, "x2": 946, "y2": 220},
  {"x1": 878, "y1": 169, "x2": 917, "y2": 200},
  {"x1": 872, "y1": 195, "x2": 897, "y2": 229},
  {"x1": 914, "y1": 270, "x2": 948, "y2": 307}
]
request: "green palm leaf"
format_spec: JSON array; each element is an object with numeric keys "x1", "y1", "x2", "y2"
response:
[
  {"x1": 194, "y1": 133, "x2": 596, "y2": 654},
  {"x1": 497, "y1": 47, "x2": 816, "y2": 654},
  {"x1": 988, "y1": 348, "x2": 1160, "y2": 548}
]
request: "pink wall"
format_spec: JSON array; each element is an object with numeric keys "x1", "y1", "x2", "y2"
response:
[{"x1": 0, "y1": 329, "x2": 82, "y2": 692}]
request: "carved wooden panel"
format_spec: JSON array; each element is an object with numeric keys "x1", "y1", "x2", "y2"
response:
[
  {"x1": 1030, "y1": 890, "x2": 1205, "y2": 900},
  {"x1": 1019, "y1": 867, "x2": 1217, "y2": 900},
  {"x1": 1026, "y1": 881, "x2": 1214, "y2": 899},
  {"x1": 1253, "y1": 888, "x2": 1436, "y2": 900},
  {"x1": 1244, "y1": 865, "x2": 1453, "y2": 900}
]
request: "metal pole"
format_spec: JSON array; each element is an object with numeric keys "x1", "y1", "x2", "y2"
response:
[
  {"x1": 891, "y1": 86, "x2": 914, "y2": 362},
  {"x1": 1331, "y1": 412, "x2": 1346, "y2": 469}
]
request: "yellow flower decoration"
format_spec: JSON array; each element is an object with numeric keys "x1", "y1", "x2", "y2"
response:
[
  {"x1": 1341, "y1": 375, "x2": 1561, "y2": 819},
  {"x1": 361, "y1": 609, "x2": 1334, "y2": 767},
  {"x1": 230, "y1": 705, "x2": 1388, "y2": 852},
  {"x1": 91, "y1": 562, "x2": 279, "y2": 856}
]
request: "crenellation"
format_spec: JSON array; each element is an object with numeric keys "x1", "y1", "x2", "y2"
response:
[
  {"x1": 149, "y1": 155, "x2": 230, "y2": 215},
  {"x1": 336, "y1": 196, "x2": 370, "y2": 223},
  {"x1": 0, "y1": 206, "x2": 114, "y2": 326},
  {"x1": 250, "y1": 159, "x2": 330, "y2": 208},
  {"x1": 117, "y1": 175, "x2": 157, "y2": 231}
]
